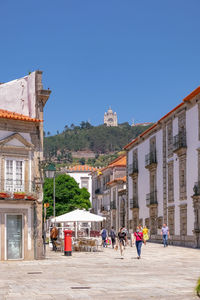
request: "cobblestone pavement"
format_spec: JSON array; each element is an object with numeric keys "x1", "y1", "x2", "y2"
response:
[{"x1": 0, "y1": 243, "x2": 199, "y2": 300}]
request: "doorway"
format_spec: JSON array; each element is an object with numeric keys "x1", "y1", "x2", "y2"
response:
[{"x1": 6, "y1": 215, "x2": 23, "y2": 260}]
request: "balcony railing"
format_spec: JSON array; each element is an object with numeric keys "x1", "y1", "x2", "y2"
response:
[
  {"x1": 173, "y1": 131, "x2": 186, "y2": 152},
  {"x1": 95, "y1": 188, "x2": 103, "y2": 195},
  {"x1": 193, "y1": 182, "x2": 200, "y2": 196},
  {"x1": 146, "y1": 191, "x2": 157, "y2": 206},
  {"x1": 0, "y1": 180, "x2": 36, "y2": 193},
  {"x1": 110, "y1": 201, "x2": 116, "y2": 210},
  {"x1": 145, "y1": 151, "x2": 157, "y2": 167},
  {"x1": 100, "y1": 205, "x2": 109, "y2": 212},
  {"x1": 130, "y1": 196, "x2": 139, "y2": 209},
  {"x1": 128, "y1": 160, "x2": 138, "y2": 176}
]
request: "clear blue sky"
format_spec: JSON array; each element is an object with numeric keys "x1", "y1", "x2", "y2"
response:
[{"x1": 1, "y1": 1, "x2": 200, "y2": 134}]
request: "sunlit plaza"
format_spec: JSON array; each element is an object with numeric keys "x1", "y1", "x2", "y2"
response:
[{"x1": 0, "y1": 243, "x2": 199, "y2": 300}]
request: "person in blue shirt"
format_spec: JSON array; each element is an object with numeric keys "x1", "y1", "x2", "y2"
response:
[
  {"x1": 101, "y1": 227, "x2": 107, "y2": 247},
  {"x1": 161, "y1": 224, "x2": 170, "y2": 247}
]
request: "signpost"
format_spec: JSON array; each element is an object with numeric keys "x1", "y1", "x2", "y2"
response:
[{"x1": 43, "y1": 203, "x2": 49, "y2": 257}]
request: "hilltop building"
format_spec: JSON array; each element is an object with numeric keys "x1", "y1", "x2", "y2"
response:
[{"x1": 104, "y1": 107, "x2": 118, "y2": 127}]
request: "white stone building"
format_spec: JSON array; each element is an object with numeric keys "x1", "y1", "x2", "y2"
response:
[
  {"x1": 104, "y1": 107, "x2": 118, "y2": 127},
  {"x1": 0, "y1": 71, "x2": 51, "y2": 260},
  {"x1": 65, "y1": 165, "x2": 96, "y2": 203},
  {"x1": 92, "y1": 155, "x2": 127, "y2": 230},
  {"x1": 125, "y1": 86, "x2": 200, "y2": 248}
]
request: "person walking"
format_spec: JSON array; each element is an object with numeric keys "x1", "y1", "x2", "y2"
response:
[
  {"x1": 138, "y1": 224, "x2": 143, "y2": 233},
  {"x1": 118, "y1": 227, "x2": 127, "y2": 257},
  {"x1": 122, "y1": 227, "x2": 128, "y2": 246},
  {"x1": 50, "y1": 226, "x2": 58, "y2": 251},
  {"x1": 110, "y1": 226, "x2": 116, "y2": 249},
  {"x1": 101, "y1": 227, "x2": 107, "y2": 248},
  {"x1": 134, "y1": 226, "x2": 143, "y2": 259},
  {"x1": 142, "y1": 225, "x2": 149, "y2": 245},
  {"x1": 161, "y1": 224, "x2": 170, "y2": 247}
]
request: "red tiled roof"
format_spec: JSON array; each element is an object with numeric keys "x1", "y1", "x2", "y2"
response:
[
  {"x1": 124, "y1": 86, "x2": 200, "y2": 150},
  {"x1": 0, "y1": 109, "x2": 42, "y2": 122},
  {"x1": 183, "y1": 86, "x2": 200, "y2": 102},
  {"x1": 67, "y1": 165, "x2": 97, "y2": 172},
  {"x1": 100, "y1": 155, "x2": 126, "y2": 172},
  {"x1": 107, "y1": 176, "x2": 126, "y2": 185}
]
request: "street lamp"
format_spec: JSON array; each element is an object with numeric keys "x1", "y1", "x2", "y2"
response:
[{"x1": 45, "y1": 163, "x2": 56, "y2": 217}]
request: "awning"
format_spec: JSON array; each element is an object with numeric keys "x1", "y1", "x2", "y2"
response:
[{"x1": 51, "y1": 209, "x2": 105, "y2": 223}]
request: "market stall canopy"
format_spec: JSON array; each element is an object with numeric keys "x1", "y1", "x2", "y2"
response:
[{"x1": 51, "y1": 209, "x2": 105, "y2": 223}]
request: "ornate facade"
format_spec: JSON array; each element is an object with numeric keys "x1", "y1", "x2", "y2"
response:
[
  {"x1": 92, "y1": 155, "x2": 126, "y2": 231},
  {"x1": 0, "y1": 71, "x2": 51, "y2": 260},
  {"x1": 125, "y1": 86, "x2": 200, "y2": 248},
  {"x1": 104, "y1": 107, "x2": 118, "y2": 127}
]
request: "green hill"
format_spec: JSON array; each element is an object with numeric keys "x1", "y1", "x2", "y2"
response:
[{"x1": 44, "y1": 122, "x2": 153, "y2": 166}]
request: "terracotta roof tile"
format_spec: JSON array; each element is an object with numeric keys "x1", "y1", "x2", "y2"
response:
[
  {"x1": 100, "y1": 155, "x2": 126, "y2": 172},
  {"x1": 107, "y1": 176, "x2": 126, "y2": 185},
  {"x1": 123, "y1": 85, "x2": 200, "y2": 150},
  {"x1": 183, "y1": 86, "x2": 200, "y2": 102},
  {"x1": 67, "y1": 165, "x2": 97, "y2": 172},
  {"x1": 0, "y1": 109, "x2": 42, "y2": 122}
]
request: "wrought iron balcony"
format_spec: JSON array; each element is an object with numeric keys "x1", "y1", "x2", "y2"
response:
[
  {"x1": 128, "y1": 160, "x2": 138, "y2": 176},
  {"x1": 130, "y1": 196, "x2": 139, "y2": 209},
  {"x1": 0, "y1": 179, "x2": 36, "y2": 193},
  {"x1": 100, "y1": 205, "x2": 109, "y2": 212},
  {"x1": 110, "y1": 201, "x2": 116, "y2": 210},
  {"x1": 95, "y1": 188, "x2": 102, "y2": 195},
  {"x1": 193, "y1": 182, "x2": 200, "y2": 196},
  {"x1": 145, "y1": 151, "x2": 157, "y2": 168},
  {"x1": 146, "y1": 191, "x2": 157, "y2": 206},
  {"x1": 173, "y1": 130, "x2": 186, "y2": 152}
]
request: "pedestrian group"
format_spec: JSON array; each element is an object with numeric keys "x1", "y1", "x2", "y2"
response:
[{"x1": 101, "y1": 223, "x2": 170, "y2": 259}]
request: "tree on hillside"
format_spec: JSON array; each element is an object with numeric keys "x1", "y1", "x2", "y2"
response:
[
  {"x1": 43, "y1": 174, "x2": 91, "y2": 218},
  {"x1": 79, "y1": 157, "x2": 86, "y2": 165},
  {"x1": 44, "y1": 123, "x2": 154, "y2": 160}
]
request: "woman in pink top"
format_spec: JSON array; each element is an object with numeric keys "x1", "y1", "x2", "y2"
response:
[{"x1": 134, "y1": 226, "x2": 143, "y2": 259}]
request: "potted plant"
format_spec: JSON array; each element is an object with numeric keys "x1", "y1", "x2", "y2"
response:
[
  {"x1": 0, "y1": 192, "x2": 10, "y2": 199},
  {"x1": 26, "y1": 193, "x2": 36, "y2": 200},
  {"x1": 13, "y1": 192, "x2": 26, "y2": 199}
]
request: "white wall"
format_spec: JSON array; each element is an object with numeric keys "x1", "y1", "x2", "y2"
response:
[
  {"x1": 66, "y1": 172, "x2": 93, "y2": 202},
  {"x1": 128, "y1": 130, "x2": 163, "y2": 223},
  {"x1": 0, "y1": 72, "x2": 36, "y2": 118},
  {"x1": 186, "y1": 104, "x2": 200, "y2": 235},
  {"x1": 156, "y1": 130, "x2": 163, "y2": 218},
  {"x1": 127, "y1": 102, "x2": 199, "y2": 239},
  {"x1": 171, "y1": 117, "x2": 180, "y2": 234},
  {"x1": 137, "y1": 139, "x2": 150, "y2": 221}
]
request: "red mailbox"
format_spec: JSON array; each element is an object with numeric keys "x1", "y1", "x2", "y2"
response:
[{"x1": 64, "y1": 230, "x2": 72, "y2": 256}]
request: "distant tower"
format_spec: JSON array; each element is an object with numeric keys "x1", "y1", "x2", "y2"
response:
[{"x1": 104, "y1": 107, "x2": 118, "y2": 127}]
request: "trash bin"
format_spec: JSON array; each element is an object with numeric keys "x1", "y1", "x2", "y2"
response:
[{"x1": 64, "y1": 230, "x2": 72, "y2": 256}]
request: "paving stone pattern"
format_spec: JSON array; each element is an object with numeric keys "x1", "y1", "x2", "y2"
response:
[{"x1": 0, "y1": 243, "x2": 199, "y2": 300}]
